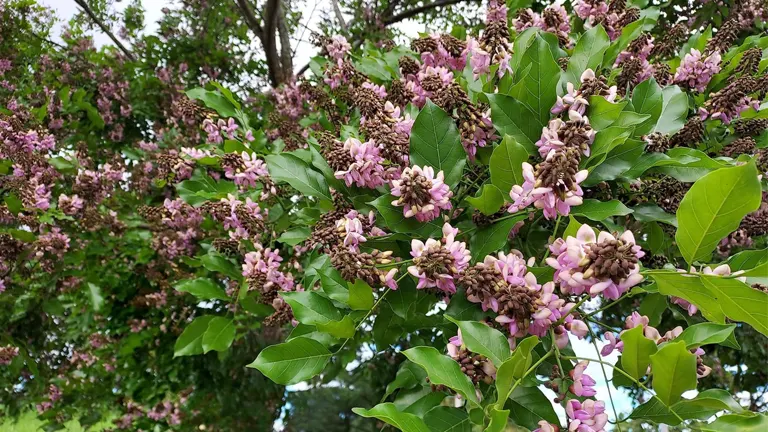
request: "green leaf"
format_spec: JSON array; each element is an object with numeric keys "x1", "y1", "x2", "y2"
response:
[
  {"x1": 490, "y1": 135, "x2": 528, "y2": 193},
  {"x1": 281, "y1": 291, "x2": 354, "y2": 338},
  {"x1": 369, "y1": 194, "x2": 443, "y2": 237},
  {"x1": 631, "y1": 78, "x2": 663, "y2": 136},
  {"x1": 495, "y1": 337, "x2": 540, "y2": 403},
  {"x1": 677, "y1": 323, "x2": 739, "y2": 350},
  {"x1": 409, "y1": 100, "x2": 466, "y2": 188},
  {"x1": 649, "y1": 340, "x2": 697, "y2": 406},
  {"x1": 509, "y1": 35, "x2": 561, "y2": 144},
  {"x1": 444, "y1": 317, "x2": 511, "y2": 367},
  {"x1": 174, "y1": 316, "x2": 215, "y2": 357},
  {"x1": 469, "y1": 215, "x2": 526, "y2": 262},
  {"x1": 4, "y1": 194, "x2": 22, "y2": 215},
  {"x1": 488, "y1": 94, "x2": 536, "y2": 152},
  {"x1": 562, "y1": 25, "x2": 610, "y2": 90},
  {"x1": 631, "y1": 203, "x2": 677, "y2": 226},
  {"x1": 202, "y1": 317, "x2": 235, "y2": 353},
  {"x1": 585, "y1": 126, "x2": 632, "y2": 167},
  {"x1": 87, "y1": 282, "x2": 104, "y2": 312},
  {"x1": 484, "y1": 408, "x2": 509, "y2": 432},
  {"x1": 675, "y1": 161, "x2": 762, "y2": 264},
  {"x1": 402, "y1": 346, "x2": 480, "y2": 406},
  {"x1": 352, "y1": 403, "x2": 431, "y2": 432},
  {"x1": 319, "y1": 267, "x2": 351, "y2": 304},
  {"x1": 651, "y1": 271, "x2": 768, "y2": 336},
  {"x1": 247, "y1": 337, "x2": 332, "y2": 385},
  {"x1": 201, "y1": 252, "x2": 241, "y2": 280},
  {"x1": 466, "y1": 184, "x2": 505, "y2": 216},
  {"x1": 588, "y1": 96, "x2": 628, "y2": 130},
  {"x1": 385, "y1": 360, "x2": 427, "y2": 399},
  {"x1": 638, "y1": 293, "x2": 667, "y2": 327},
  {"x1": 186, "y1": 87, "x2": 237, "y2": 117},
  {"x1": 504, "y1": 385, "x2": 560, "y2": 430},
  {"x1": 571, "y1": 199, "x2": 633, "y2": 221},
  {"x1": 276, "y1": 227, "x2": 311, "y2": 246},
  {"x1": 445, "y1": 288, "x2": 489, "y2": 321},
  {"x1": 620, "y1": 325, "x2": 657, "y2": 380},
  {"x1": 655, "y1": 85, "x2": 689, "y2": 135},
  {"x1": 174, "y1": 278, "x2": 229, "y2": 301},
  {"x1": 631, "y1": 389, "x2": 744, "y2": 425},
  {"x1": 424, "y1": 406, "x2": 472, "y2": 432},
  {"x1": 265, "y1": 153, "x2": 332, "y2": 201},
  {"x1": 698, "y1": 413, "x2": 768, "y2": 432},
  {"x1": 348, "y1": 279, "x2": 375, "y2": 311}
]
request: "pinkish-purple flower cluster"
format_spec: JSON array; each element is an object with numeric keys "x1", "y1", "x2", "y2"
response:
[
  {"x1": 391, "y1": 165, "x2": 453, "y2": 222},
  {"x1": 408, "y1": 223, "x2": 470, "y2": 294}
]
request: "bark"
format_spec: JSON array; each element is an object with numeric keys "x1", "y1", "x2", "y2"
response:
[
  {"x1": 235, "y1": 0, "x2": 293, "y2": 86},
  {"x1": 73, "y1": 0, "x2": 136, "y2": 61}
]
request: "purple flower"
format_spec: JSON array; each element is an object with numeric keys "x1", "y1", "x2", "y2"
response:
[
  {"x1": 58, "y1": 194, "x2": 84, "y2": 216},
  {"x1": 391, "y1": 165, "x2": 453, "y2": 222},
  {"x1": 574, "y1": 0, "x2": 608, "y2": 25},
  {"x1": 334, "y1": 138, "x2": 386, "y2": 189},
  {"x1": 601, "y1": 332, "x2": 623, "y2": 356},
  {"x1": 407, "y1": 223, "x2": 470, "y2": 294},
  {"x1": 242, "y1": 248, "x2": 295, "y2": 291},
  {"x1": 485, "y1": 0, "x2": 508, "y2": 23},
  {"x1": 569, "y1": 361, "x2": 598, "y2": 397},
  {"x1": 533, "y1": 421, "x2": 559, "y2": 432},
  {"x1": 335, "y1": 210, "x2": 368, "y2": 252},
  {"x1": 362, "y1": 81, "x2": 387, "y2": 98},
  {"x1": 509, "y1": 151, "x2": 589, "y2": 220},
  {"x1": 674, "y1": 49, "x2": 722, "y2": 93},
  {"x1": 566, "y1": 399, "x2": 608, "y2": 432},
  {"x1": 468, "y1": 39, "x2": 491, "y2": 80},
  {"x1": 326, "y1": 35, "x2": 351, "y2": 61},
  {"x1": 546, "y1": 224, "x2": 645, "y2": 300}
]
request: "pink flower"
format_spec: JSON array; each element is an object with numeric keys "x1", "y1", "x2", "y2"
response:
[
  {"x1": 601, "y1": 332, "x2": 623, "y2": 356},
  {"x1": 534, "y1": 421, "x2": 560, "y2": 432},
  {"x1": 569, "y1": 361, "x2": 597, "y2": 397},
  {"x1": 674, "y1": 49, "x2": 721, "y2": 93},
  {"x1": 566, "y1": 399, "x2": 608, "y2": 432},
  {"x1": 509, "y1": 151, "x2": 589, "y2": 220},
  {"x1": 407, "y1": 223, "x2": 470, "y2": 294},
  {"x1": 391, "y1": 165, "x2": 453, "y2": 222},
  {"x1": 546, "y1": 224, "x2": 645, "y2": 300},
  {"x1": 334, "y1": 138, "x2": 386, "y2": 189},
  {"x1": 335, "y1": 210, "x2": 368, "y2": 252},
  {"x1": 326, "y1": 35, "x2": 351, "y2": 61},
  {"x1": 362, "y1": 82, "x2": 388, "y2": 98}
]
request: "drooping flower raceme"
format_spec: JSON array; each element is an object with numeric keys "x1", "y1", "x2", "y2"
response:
[
  {"x1": 569, "y1": 361, "x2": 598, "y2": 397},
  {"x1": 566, "y1": 399, "x2": 608, "y2": 432},
  {"x1": 391, "y1": 165, "x2": 453, "y2": 222},
  {"x1": 334, "y1": 137, "x2": 387, "y2": 189},
  {"x1": 408, "y1": 223, "x2": 470, "y2": 294},
  {"x1": 547, "y1": 224, "x2": 645, "y2": 300}
]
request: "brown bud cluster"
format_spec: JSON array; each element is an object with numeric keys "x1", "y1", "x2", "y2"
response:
[
  {"x1": 584, "y1": 238, "x2": 639, "y2": 282},
  {"x1": 653, "y1": 63, "x2": 673, "y2": 87},
  {"x1": 644, "y1": 132, "x2": 671, "y2": 153},
  {"x1": 735, "y1": 48, "x2": 763, "y2": 76},
  {"x1": 722, "y1": 137, "x2": 757, "y2": 157},
  {"x1": 669, "y1": 116, "x2": 705, "y2": 148},
  {"x1": 331, "y1": 247, "x2": 394, "y2": 287},
  {"x1": 616, "y1": 58, "x2": 642, "y2": 96},
  {"x1": 535, "y1": 147, "x2": 583, "y2": 200},
  {"x1": 734, "y1": 118, "x2": 768, "y2": 137},
  {"x1": 651, "y1": 23, "x2": 688, "y2": 59},
  {"x1": 705, "y1": 19, "x2": 740, "y2": 55},
  {"x1": 455, "y1": 349, "x2": 494, "y2": 385}
]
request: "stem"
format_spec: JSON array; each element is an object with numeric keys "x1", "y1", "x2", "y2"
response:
[
  {"x1": 336, "y1": 288, "x2": 393, "y2": 354},
  {"x1": 549, "y1": 329, "x2": 565, "y2": 375},
  {"x1": 562, "y1": 355, "x2": 686, "y2": 425},
  {"x1": 499, "y1": 350, "x2": 554, "y2": 405},
  {"x1": 586, "y1": 291, "x2": 631, "y2": 318},
  {"x1": 542, "y1": 215, "x2": 562, "y2": 260},
  {"x1": 376, "y1": 259, "x2": 413, "y2": 268},
  {"x1": 554, "y1": 295, "x2": 590, "y2": 326},
  {"x1": 587, "y1": 326, "x2": 622, "y2": 431}
]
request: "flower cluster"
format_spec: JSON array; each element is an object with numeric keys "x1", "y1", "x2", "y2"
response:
[
  {"x1": 408, "y1": 223, "x2": 470, "y2": 294},
  {"x1": 335, "y1": 210, "x2": 386, "y2": 252},
  {"x1": 391, "y1": 165, "x2": 453, "y2": 222},
  {"x1": 513, "y1": 5, "x2": 571, "y2": 46},
  {"x1": 674, "y1": 49, "x2": 722, "y2": 93},
  {"x1": 242, "y1": 247, "x2": 296, "y2": 303},
  {"x1": 547, "y1": 224, "x2": 645, "y2": 300}
]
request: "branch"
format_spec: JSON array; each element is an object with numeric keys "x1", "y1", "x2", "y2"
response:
[
  {"x1": 73, "y1": 0, "x2": 136, "y2": 61},
  {"x1": 276, "y1": 0, "x2": 294, "y2": 76},
  {"x1": 383, "y1": 0, "x2": 479, "y2": 25},
  {"x1": 331, "y1": 0, "x2": 347, "y2": 29},
  {"x1": 234, "y1": 0, "x2": 264, "y2": 37}
]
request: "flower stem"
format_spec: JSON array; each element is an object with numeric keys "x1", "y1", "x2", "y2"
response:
[
  {"x1": 586, "y1": 291, "x2": 632, "y2": 318},
  {"x1": 588, "y1": 325, "x2": 623, "y2": 431}
]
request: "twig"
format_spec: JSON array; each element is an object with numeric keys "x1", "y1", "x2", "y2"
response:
[{"x1": 73, "y1": 0, "x2": 136, "y2": 61}]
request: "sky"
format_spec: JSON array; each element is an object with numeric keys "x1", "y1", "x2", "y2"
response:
[{"x1": 39, "y1": 1, "x2": 656, "y2": 430}]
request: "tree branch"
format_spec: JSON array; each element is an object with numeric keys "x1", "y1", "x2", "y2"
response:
[
  {"x1": 331, "y1": 0, "x2": 347, "y2": 29},
  {"x1": 383, "y1": 0, "x2": 479, "y2": 25},
  {"x1": 73, "y1": 0, "x2": 136, "y2": 61},
  {"x1": 234, "y1": 0, "x2": 264, "y2": 37},
  {"x1": 277, "y1": 0, "x2": 294, "y2": 77}
]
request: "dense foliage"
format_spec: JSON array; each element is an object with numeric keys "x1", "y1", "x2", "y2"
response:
[{"x1": 1, "y1": 0, "x2": 768, "y2": 431}]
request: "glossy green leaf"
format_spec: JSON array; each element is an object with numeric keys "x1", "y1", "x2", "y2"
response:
[
  {"x1": 469, "y1": 214, "x2": 526, "y2": 262},
  {"x1": 631, "y1": 78, "x2": 663, "y2": 135},
  {"x1": 202, "y1": 317, "x2": 235, "y2": 353},
  {"x1": 697, "y1": 413, "x2": 768, "y2": 432},
  {"x1": 631, "y1": 203, "x2": 677, "y2": 226},
  {"x1": 369, "y1": 194, "x2": 443, "y2": 237},
  {"x1": 655, "y1": 85, "x2": 689, "y2": 135},
  {"x1": 572, "y1": 199, "x2": 633, "y2": 221},
  {"x1": 248, "y1": 337, "x2": 332, "y2": 385},
  {"x1": 174, "y1": 316, "x2": 215, "y2": 357},
  {"x1": 651, "y1": 271, "x2": 768, "y2": 336},
  {"x1": 495, "y1": 336, "x2": 540, "y2": 403},
  {"x1": 650, "y1": 341, "x2": 697, "y2": 406},
  {"x1": 348, "y1": 279, "x2": 374, "y2": 311},
  {"x1": 409, "y1": 100, "x2": 466, "y2": 188},
  {"x1": 504, "y1": 385, "x2": 560, "y2": 430},
  {"x1": 484, "y1": 408, "x2": 509, "y2": 432},
  {"x1": 352, "y1": 403, "x2": 431, "y2": 432},
  {"x1": 87, "y1": 283, "x2": 104, "y2": 312},
  {"x1": 424, "y1": 406, "x2": 472, "y2": 432},
  {"x1": 385, "y1": 360, "x2": 427, "y2": 399},
  {"x1": 562, "y1": 25, "x2": 610, "y2": 90},
  {"x1": 488, "y1": 93, "x2": 536, "y2": 152},
  {"x1": 445, "y1": 317, "x2": 511, "y2": 367},
  {"x1": 621, "y1": 325, "x2": 657, "y2": 380},
  {"x1": 466, "y1": 184, "x2": 505, "y2": 216},
  {"x1": 277, "y1": 227, "x2": 311, "y2": 246},
  {"x1": 676, "y1": 161, "x2": 762, "y2": 264},
  {"x1": 402, "y1": 346, "x2": 480, "y2": 406},
  {"x1": 677, "y1": 323, "x2": 739, "y2": 350},
  {"x1": 282, "y1": 291, "x2": 354, "y2": 338},
  {"x1": 201, "y1": 252, "x2": 241, "y2": 280},
  {"x1": 588, "y1": 96, "x2": 628, "y2": 130},
  {"x1": 319, "y1": 267, "x2": 350, "y2": 304},
  {"x1": 265, "y1": 153, "x2": 332, "y2": 201},
  {"x1": 509, "y1": 35, "x2": 561, "y2": 143},
  {"x1": 631, "y1": 389, "x2": 744, "y2": 425},
  {"x1": 174, "y1": 278, "x2": 229, "y2": 301},
  {"x1": 490, "y1": 135, "x2": 528, "y2": 193},
  {"x1": 186, "y1": 87, "x2": 237, "y2": 117}
]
